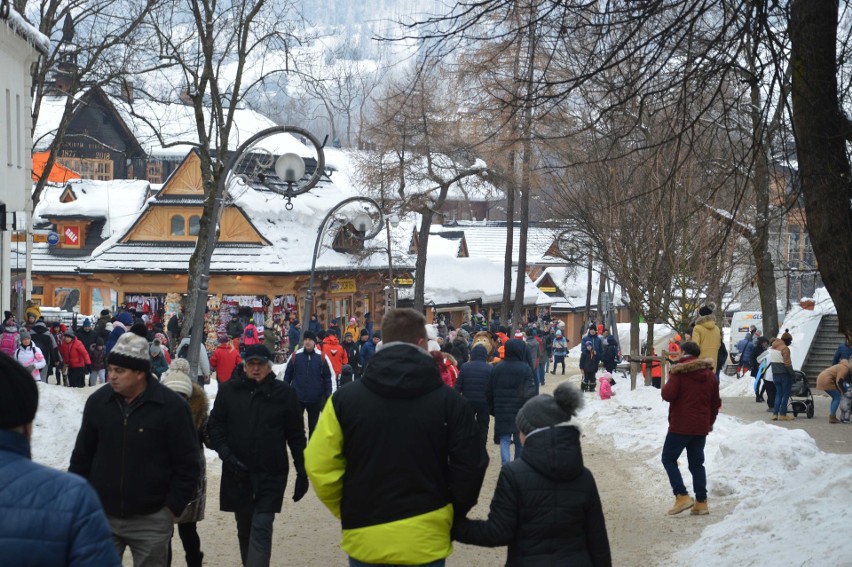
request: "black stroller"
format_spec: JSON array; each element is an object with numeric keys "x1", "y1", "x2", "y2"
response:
[{"x1": 789, "y1": 370, "x2": 815, "y2": 419}]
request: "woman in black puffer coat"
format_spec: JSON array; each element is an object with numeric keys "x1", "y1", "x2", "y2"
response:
[
  {"x1": 455, "y1": 382, "x2": 611, "y2": 567},
  {"x1": 488, "y1": 339, "x2": 536, "y2": 465}
]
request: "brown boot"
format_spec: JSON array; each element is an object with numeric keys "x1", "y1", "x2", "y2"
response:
[
  {"x1": 780, "y1": 415, "x2": 795, "y2": 421},
  {"x1": 829, "y1": 415, "x2": 840, "y2": 424},
  {"x1": 691, "y1": 500, "x2": 709, "y2": 515},
  {"x1": 770, "y1": 414, "x2": 778, "y2": 421},
  {"x1": 667, "y1": 494, "x2": 694, "y2": 515}
]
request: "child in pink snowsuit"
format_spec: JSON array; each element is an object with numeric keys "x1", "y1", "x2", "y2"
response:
[{"x1": 598, "y1": 374, "x2": 612, "y2": 400}]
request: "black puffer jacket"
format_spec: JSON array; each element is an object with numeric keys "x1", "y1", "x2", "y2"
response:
[
  {"x1": 488, "y1": 340, "x2": 535, "y2": 436},
  {"x1": 454, "y1": 426, "x2": 611, "y2": 567},
  {"x1": 208, "y1": 367, "x2": 306, "y2": 513},
  {"x1": 456, "y1": 345, "x2": 492, "y2": 404}
]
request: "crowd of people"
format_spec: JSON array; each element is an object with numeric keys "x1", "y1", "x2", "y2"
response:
[{"x1": 4, "y1": 298, "x2": 851, "y2": 566}]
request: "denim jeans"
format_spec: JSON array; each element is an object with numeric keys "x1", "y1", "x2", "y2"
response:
[
  {"x1": 827, "y1": 389, "x2": 841, "y2": 416},
  {"x1": 349, "y1": 559, "x2": 445, "y2": 567},
  {"x1": 773, "y1": 372, "x2": 791, "y2": 416},
  {"x1": 661, "y1": 433, "x2": 707, "y2": 501},
  {"x1": 500, "y1": 433, "x2": 522, "y2": 465}
]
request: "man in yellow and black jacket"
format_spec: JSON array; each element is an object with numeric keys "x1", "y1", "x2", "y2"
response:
[{"x1": 305, "y1": 308, "x2": 486, "y2": 566}]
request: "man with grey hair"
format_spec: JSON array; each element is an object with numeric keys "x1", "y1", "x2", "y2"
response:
[
  {"x1": 208, "y1": 344, "x2": 308, "y2": 566},
  {"x1": 306, "y1": 308, "x2": 485, "y2": 567}
]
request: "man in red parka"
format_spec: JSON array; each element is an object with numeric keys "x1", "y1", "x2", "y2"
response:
[{"x1": 661, "y1": 340, "x2": 720, "y2": 517}]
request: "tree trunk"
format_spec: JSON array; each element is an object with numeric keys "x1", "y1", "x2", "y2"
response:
[
  {"x1": 500, "y1": 155, "x2": 516, "y2": 327},
  {"x1": 584, "y1": 255, "x2": 593, "y2": 328},
  {"x1": 645, "y1": 320, "x2": 655, "y2": 386},
  {"x1": 629, "y1": 305, "x2": 640, "y2": 390},
  {"x1": 182, "y1": 157, "x2": 218, "y2": 342},
  {"x1": 412, "y1": 205, "x2": 434, "y2": 312},
  {"x1": 790, "y1": 0, "x2": 852, "y2": 339}
]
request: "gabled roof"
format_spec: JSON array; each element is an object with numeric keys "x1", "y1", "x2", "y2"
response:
[
  {"x1": 33, "y1": 87, "x2": 146, "y2": 156},
  {"x1": 432, "y1": 221, "x2": 562, "y2": 265},
  {"x1": 33, "y1": 179, "x2": 150, "y2": 238}
]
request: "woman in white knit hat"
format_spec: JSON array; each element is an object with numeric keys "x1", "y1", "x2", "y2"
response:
[{"x1": 162, "y1": 359, "x2": 209, "y2": 567}]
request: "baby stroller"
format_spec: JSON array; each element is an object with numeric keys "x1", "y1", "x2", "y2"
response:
[{"x1": 789, "y1": 370, "x2": 815, "y2": 419}]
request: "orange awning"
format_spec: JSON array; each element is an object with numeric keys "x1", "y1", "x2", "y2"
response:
[{"x1": 31, "y1": 152, "x2": 81, "y2": 183}]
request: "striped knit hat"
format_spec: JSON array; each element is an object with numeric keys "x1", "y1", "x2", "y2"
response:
[{"x1": 107, "y1": 331, "x2": 151, "y2": 373}]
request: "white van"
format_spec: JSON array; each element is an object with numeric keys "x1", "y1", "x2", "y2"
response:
[{"x1": 729, "y1": 311, "x2": 763, "y2": 352}]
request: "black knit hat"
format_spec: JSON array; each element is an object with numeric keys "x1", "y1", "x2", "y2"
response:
[
  {"x1": 0, "y1": 352, "x2": 38, "y2": 429},
  {"x1": 516, "y1": 382, "x2": 584, "y2": 434},
  {"x1": 698, "y1": 304, "x2": 713, "y2": 316},
  {"x1": 302, "y1": 331, "x2": 317, "y2": 342}
]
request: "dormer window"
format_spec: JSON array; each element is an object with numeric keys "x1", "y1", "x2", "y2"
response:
[
  {"x1": 332, "y1": 224, "x2": 364, "y2": 253},
  {"x1": 169, "y1": 213, "x2": 202, "y2": 239}
]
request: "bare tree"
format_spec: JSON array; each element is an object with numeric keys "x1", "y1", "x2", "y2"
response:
[
  {"x1": 27, "y1": 0, "x2": 158, "y2": 207},
  {"x1": 357, "y1": 68, "x2": 488, "y2": 311},
  {"x1": 131, "y1": 0, "x2": 307, "y2": 340}
]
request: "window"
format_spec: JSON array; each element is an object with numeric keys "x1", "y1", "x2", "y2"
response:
[
  {"x1": 171, "y1": 215, "x2": 186, "y2": 236},
  {"x1": 189, "y1": 215, "x2": 201, "y2": 236},
  {"x1": 147, "y1": 161, "x2": 163, "y2": 184},
  {"x1": 56, "y1": 157, "x2": 114, "y2": 181}
]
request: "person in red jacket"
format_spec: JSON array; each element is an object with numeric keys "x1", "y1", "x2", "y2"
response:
[
  {"x1": 660, "y1": 341, "x2": 721, "y2": 517},
  {"x1": 58, "y1": 330, "x2": 91, "y2": 388},
  {"x1": 322, "y1": 333, "x2": 348, "y2": 377},
  {"x1": 210, "y1": 336, "x2": 242, "y2": 384}
]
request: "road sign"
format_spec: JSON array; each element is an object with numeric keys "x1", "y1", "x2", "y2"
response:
[
  {"x1": 11, "y1": 231, "x2": 50, "y2": 243},
  {"x1": 47, "y1": 232, "x2": 60, "y2": 246}
]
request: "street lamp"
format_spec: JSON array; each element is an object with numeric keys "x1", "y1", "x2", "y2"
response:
[
  {"x1": 186, "y1": 125, "x2": 325, "y2": 379},
  {"x1": 303, "y1": 197, "x2": 385, "y2": 331}
]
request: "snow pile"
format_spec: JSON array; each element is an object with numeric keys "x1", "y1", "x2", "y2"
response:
[{"x1": 577, "y1": 381, "x2": 850, "y2": 567}]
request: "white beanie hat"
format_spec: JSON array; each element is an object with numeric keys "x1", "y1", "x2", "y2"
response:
[
  {"x1": 162, "y1": 370, "x2": 193, "y2": 398},
  {"x1": 107, "y1": 331, "x2": 151, "y2": 372}
]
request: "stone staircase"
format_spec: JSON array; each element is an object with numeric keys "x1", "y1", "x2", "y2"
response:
[{"x1": 800, "y1": 314, "x2": 846, "y2": 386}]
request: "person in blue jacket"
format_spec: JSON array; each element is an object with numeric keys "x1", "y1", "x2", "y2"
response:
[
  {"x1": 0, "y1": 353, "x2": 120, "y2": 567},
  {"x1": 284, "y1": 331, "x2": 333, "y2": 437},
  {"x1": 832, "y1": 337, "x2": 852, "y2": 365},
  {"x1": 359, "y1": 330, "x2": 381, "y2": 372},
  {"x1": 455, "y1": 344, "x2": 493, "y2": 452}
]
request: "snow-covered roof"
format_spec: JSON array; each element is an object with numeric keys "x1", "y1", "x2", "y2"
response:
[
  {"x1": 536, "y1": 266, "x2": 625, "y2": 311},
  {"x1": 84, "y1": 159, "x2": 416, "y2": 275},
  {"x1": 33, "y1": 179, "x2": 150, "y2": 239},
  {"x1": 33, "y1": 88, "x2": 314, "y2": 160},
  {"x1": 2, "y1": 7, "x2": 49, "y2": 54},
  {"x1": 432, "y1": 221, "x2": 560, "y2": 264}
]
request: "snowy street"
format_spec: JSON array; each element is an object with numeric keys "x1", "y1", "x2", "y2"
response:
[{"x1": 30, "y1": 361, "x2": 850, "y2": 566}]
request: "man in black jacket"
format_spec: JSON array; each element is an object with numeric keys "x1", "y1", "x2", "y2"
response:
[
  {"x1": 455, "y1": 344, "x2": 493, "y2": 452},
  {"x1": 305, "y1": 308, "x2": 486, "y2": 566},
  {"x1": 208, "y1": 344, "x2": 308, "y2": 567},
  {"x1": 69, "y1": 329, "x2": 200, "y2": 566}
]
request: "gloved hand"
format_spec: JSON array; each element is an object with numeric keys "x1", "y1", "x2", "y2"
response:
[
  {"x1": 293, "y1": 475, "x2": 309, "y2": 502},
  {"x1": 224, "y1": 454, "x2": 249, "y2": 478}
]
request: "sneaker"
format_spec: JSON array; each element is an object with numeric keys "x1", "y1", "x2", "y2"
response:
[
  {"x1": 841, "y1": 419, "x2": 850, "y2": 424},
  {"x1": 765, "y1": 408, "x2": 774, "y2": 412}
]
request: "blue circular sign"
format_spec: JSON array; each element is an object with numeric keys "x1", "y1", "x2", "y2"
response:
[{"x1": 47, "y1": 232, "x2": 60, "y2": 246}]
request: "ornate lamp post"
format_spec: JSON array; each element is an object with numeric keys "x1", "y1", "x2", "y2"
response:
[
  {"x1": 186, "y1": 126, "x2": 325, "y2": 379},
  {"x1": 303, "y1": 197, "x2": 385, "y2": 331}
]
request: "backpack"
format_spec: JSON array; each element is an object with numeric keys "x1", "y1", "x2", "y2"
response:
[
  {"x1": 177, "y1": 343, "x2": 190, "y2": 360},
  {"x1": 245, "y1": 327, "x2": 254, "y2": 339}
]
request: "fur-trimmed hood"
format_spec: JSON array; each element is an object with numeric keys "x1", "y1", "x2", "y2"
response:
[
  {"x1": 188, "y1": 383, "x2": 209, "y2": 431},
  {"x1": 693, "y1": 314, "x2": 717, "y2": 328},
  {"x1": 670, "y1": 356, "x2": 714, "y2": 375}
]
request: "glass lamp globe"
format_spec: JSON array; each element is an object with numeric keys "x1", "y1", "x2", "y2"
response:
[{"x1": 274, "y1": 153, "x2": 306, "y2": 183}]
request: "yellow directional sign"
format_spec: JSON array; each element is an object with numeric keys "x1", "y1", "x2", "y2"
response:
[{"x1": 11, "y1": 232, "x2": 49, "y2": 243}]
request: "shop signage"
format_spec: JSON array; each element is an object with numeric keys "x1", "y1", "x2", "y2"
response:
[
  {"x1": 47, "y1": 231, "x2": 60, "y2": 245},
  {"x1": 539, "y1": 286, "x2": 557, "y2": 293},
  {"x1": 64, "y1": 225, "x2": 80, "y2": 245},
  {"x1": 11, "y1": 231, "x2": 51, "y2": 243},
  {"x1": 332, "y1": 279, "x2": 356, "y2": 293},
  {"x1": 393, "y1": 277, "x2": 414, "y2": 286}
]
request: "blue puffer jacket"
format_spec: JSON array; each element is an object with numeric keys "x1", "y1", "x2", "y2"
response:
[
  {"x1": 283, "y1": 347, "x2": 332, "y2": 403},
  {"x1": 0, "y1": 430, "x2": 120, "y2": 566},
  {"x1": 832, "y1": 343, "x2": 852, "y2": 365},
  {"x1": 456, "y1": 345, "x2": 493, "y2": 405}
]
